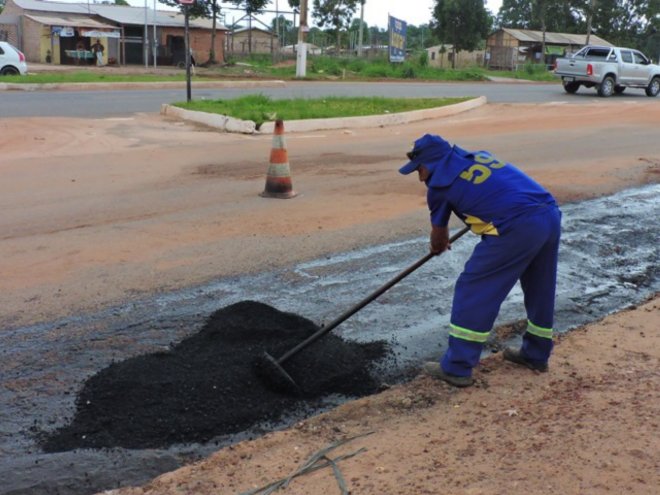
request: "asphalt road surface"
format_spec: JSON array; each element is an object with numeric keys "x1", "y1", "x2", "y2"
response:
[{"x1": 2, "y1": 80, "x2": 657, "y2": 118}]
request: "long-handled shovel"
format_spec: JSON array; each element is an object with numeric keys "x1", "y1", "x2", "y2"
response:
[{"x1": 256, "y1": 226, "x2": 471, "y2": 395}]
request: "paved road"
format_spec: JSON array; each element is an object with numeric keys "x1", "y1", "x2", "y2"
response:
[{"x1": 1, "y1": 80, "x2": 655, "y2": 118}]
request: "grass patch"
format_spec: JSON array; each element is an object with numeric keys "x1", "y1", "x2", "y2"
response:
[
  {"x1": 1, "y1": 71, "x2": 190, "y2": 84},
  {"x1": 281, "y1": 56, "x2": 488, "y2": 81},
  {"x1": 486, "y1": 65, "x2": 558, "y2": 82},
  {"x1": 173, "y1": 94, "x2": 473, "y2": 126},
  {"x1": 218, "y1": 55, "x2": 556, "y2": 82}
]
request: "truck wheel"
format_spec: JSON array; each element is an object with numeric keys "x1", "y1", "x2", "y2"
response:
[
  {"x1": 646, "y1": 77, "x2": 660, "y2": 97},
  {"x1": 614, "y1": 85, "x2": 626, "y2": 94},
  {"x1": 597, "y1": 76, "x2": 615, "y2": 97},
  {"x1": 563, "y1": 81, "x2": 580, "y2": 94}
]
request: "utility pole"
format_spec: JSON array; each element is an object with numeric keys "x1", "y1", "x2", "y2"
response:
[
  {"x1": 586, "y1": 0, "x2": 596, "y2": 45},
  {"x1": 144, "y1": 0, "x2": 149, "y2": 68},
  {"x1": 357, "y1": 0, "x2": 364, "y2": 57},
  {"x1": 275, "y1": 0, "x2": 280, "y2": 62},
  {"x1": 295, "y1": 0, "x2": 308, "y2": 78},
  {"x1": 153, "y1": 0, "x2": 158, "y2": 68},
  {"x1": 176, "y1": 0, "x2": 194, "y2": 101},
  {"x1": 184, "y1": 4, "x2": 191, "y2": 102}
]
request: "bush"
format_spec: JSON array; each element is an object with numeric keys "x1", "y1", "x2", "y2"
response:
[
  {"x1": 418, "y1": 51, "x2": 429, "y2": 67},
  {"x1": 399, "y1": 64, "x2": 416, "y2": 79},
  {"x1": 362, "y1": 65, "x2": 390, "y2": 78},
  {"x1": 523, "y1": 62, "x2": 547, "y2": 75},
  {"x1": 310, "y1": 56, "x2": 347, "y2": 76},
  {"x1": 347, "y1": 59, "x2": 367, "y2": 72}
]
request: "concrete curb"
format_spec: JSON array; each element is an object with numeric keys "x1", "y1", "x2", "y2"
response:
[
  {"x1": 161, "y1": 104, "x2": 257, "y2": 134},
  {"x1": 161, "y1": 96, "x2": 488, "y2": 135},
  {"x1": 0, "y1": 80, "x2": 287, "y2": 92}
]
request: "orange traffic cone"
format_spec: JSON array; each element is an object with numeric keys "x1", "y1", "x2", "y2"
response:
[{"x1": 260, "y1": 119, "x2": 297, "y2": 199}]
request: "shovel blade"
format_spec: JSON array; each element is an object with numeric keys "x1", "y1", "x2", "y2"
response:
[{"x1": 254, "y1": 352, "x2": 302, "y2": 396}]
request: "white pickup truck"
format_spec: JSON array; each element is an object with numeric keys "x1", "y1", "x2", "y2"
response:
[{"x1": 554, "y1": 45, "x2": 660, "y2": 97}]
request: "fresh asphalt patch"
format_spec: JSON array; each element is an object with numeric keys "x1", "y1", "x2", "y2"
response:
[{"x1": 41, "y1": 301, "x2": 389, "y2": 452}]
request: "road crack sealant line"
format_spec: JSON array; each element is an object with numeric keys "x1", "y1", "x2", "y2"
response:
[
  {"x1": 0, "y1": 184, "x2": 657, "y2": 495},
  {"x1": 160, "y1": 96, "x2": 488, "y2": 134}
]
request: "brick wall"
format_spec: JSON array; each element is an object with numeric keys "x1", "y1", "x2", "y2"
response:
[
  {"x1": 159, "y1": 26, "x2": 225, "y2": 64},
  {"x1": 1, "y1": 0, "x2": 21, "y2": 46},
  {"x1": 21, "y1": 16, "x2": 44, "y2": 62},
  {"x1": 2, "y1": 0, "x2": 20, "y2": 16}
]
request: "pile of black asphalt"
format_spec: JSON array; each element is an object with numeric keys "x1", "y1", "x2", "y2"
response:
[{"x1": 42, "y1": 301, "x2": 389, "y2": 452}]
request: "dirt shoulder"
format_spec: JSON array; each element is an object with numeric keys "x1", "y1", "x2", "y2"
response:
[{"x1": 106, "y1": 295, "x2": 659, "y2": 495}]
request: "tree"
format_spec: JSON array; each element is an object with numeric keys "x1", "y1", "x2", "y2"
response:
[
  {"x1": 312, "y1": 0, "x2": 360, "y2": 54},
  {"x1": 432, "y1": 0, "x2": 491, "y2": 67},
  {"x1": 348, "y1": 16, "x2": 368, "y2": 51},
  {"x1": 0, "y1": 0, "x2": 4, "y2": 15},
  {"x1": 226, "y1": 1, "x2": 270, "y2": 54},
  {"x1": 114, "y1": 0, "x2": 130, "y2": 5},
  {"x1": 496, "y1": 0, "x2": 586, "y2": 32},
  {"x1": 225, "y1": 0, "x2": 269, "y2": 14},
  {"x1": 407, "y1": 24, "x2": 438, "y2": 51},
  {"x1": 307, "y1": 26, "x2": 332, "y2": 50},
  {"x1": 367, "y1": 25, "x2": 386, "y2": 48},
  {"x1": 271, "y1": 15, "x2": 294, "y2": 48},
  {"x1": 589, "y1": 0, "x2": 656, "y2": 47}
]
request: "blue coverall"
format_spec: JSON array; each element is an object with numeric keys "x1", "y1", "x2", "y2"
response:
[{"x1": 405, "y1": 135, "x2": 562, "y2": 377}]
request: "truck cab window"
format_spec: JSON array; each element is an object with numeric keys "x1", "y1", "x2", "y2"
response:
[
  {"x1": 633, "y1": 52, "x2": 648, "y2": 65},
  {"x1": 621, "y1": 51, "x2": 633, "y2": 63}
]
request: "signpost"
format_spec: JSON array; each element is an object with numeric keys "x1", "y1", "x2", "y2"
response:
[{"x1": 178, "y1": 0, "x2": 194, "y2": 102}]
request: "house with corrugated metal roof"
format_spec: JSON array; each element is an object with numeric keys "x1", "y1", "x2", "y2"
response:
[
  {"x1": 425, "y1": 44, "x2": 486, "y2": 69},
  {"x1": 487, "y1": 28, "x2": 612, "y2": 70},
  {"x1": 0, "y1": 0, "x2": 227, "y2": 66}
]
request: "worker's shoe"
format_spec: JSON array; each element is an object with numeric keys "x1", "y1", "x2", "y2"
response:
[
  {"x1": 422, "y1": 362, "x2": 474, "y2": 388},
  {"x1": 503, "y1": 348, "x2": 548, "y2": 372}
]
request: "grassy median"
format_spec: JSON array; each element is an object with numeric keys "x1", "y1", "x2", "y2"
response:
[
  {"x1": 0, "y1": 71, "x2": 190, "y2": 84},
  {"x1": 174, "y1": 95, "x2": 472, "y2": 126}
]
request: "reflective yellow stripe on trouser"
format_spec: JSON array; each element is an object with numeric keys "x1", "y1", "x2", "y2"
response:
[
  {"x1": 449, "y1": 324, "x2": 490, "y2": 343},
  {"x1": 527, "y1": 320, "x2": 553, "y2": 339}
]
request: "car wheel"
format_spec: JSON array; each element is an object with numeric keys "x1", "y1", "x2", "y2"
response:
[
  {"x1": 563, "y1": 81, "x2": 580, "y2": 94},
  {"x1": 0, "y1": 66, "x2": 20, "y2": 76},
  {"x1": 614, "y1": 85, "x2": 626, "y2": 94},
  {"x1": 646, "y1": 77, "x2": 660, "y2": 97},
  {"x1": 597, "y1": 76, "x2": 615, "y2": 97}
]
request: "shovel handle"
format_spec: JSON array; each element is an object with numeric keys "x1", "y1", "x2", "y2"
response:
[{"x1": 276, "y1": 225, "x2": 471, "y2": 365}]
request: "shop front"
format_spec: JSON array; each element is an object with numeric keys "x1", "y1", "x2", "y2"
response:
[{"x1": 23, "y1": 13, "x2": 120, "y2": 65}]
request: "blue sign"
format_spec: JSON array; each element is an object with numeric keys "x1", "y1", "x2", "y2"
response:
[
  {"x1": 389, "y1": 15, "x2": 407, "y2": 63},
  {"x1": 52, "y1": 26, "x2": 75, "y2": 37}
]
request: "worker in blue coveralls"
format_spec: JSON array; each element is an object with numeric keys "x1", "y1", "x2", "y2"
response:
[{"x1": 399, "y1": 134, "x2": 562, "y2": 388}]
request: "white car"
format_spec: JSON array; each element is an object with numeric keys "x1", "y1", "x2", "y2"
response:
[{"x1": 0, "y1": 41, "x2": 28, "y2": 76}]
